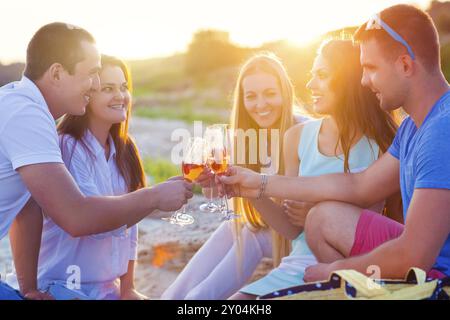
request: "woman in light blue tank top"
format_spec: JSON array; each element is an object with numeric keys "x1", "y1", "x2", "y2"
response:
[
  {"x1": 239, "y1": 119, "x2": 379, "y2": 296},
  {"x1": 231, "y1": 40, "x2": 400, "y2": 299}
]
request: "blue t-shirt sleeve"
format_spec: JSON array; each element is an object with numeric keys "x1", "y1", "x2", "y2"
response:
[
  {"x1": 388, "y1": 119, "x2": 408, "y2": 160},
  {"x1": 388, "y1": 134, "x2": 400, "y2": 159},
  {"x1": 415, "y1": 116, "x2": 450, "y2": 190}
]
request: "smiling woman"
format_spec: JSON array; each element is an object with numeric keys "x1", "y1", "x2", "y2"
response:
[
  {"x1": 88, "y1": 64, "x2": 130, "y2": 130},
  {"x1": 57, "y1": 55, "x2": 145, "y2": 191},
  {"x1": 242, "y1": 72, "x2": 284, "y2": 129}
]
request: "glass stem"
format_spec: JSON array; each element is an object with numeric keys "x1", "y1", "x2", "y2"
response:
[
  {"x1": 208, "y1": 179, "x2": 214, "y2": 206},
  {"x1": 222, "y1": 181, "x2": 230, "y2": 213},
  {"x1": 175, "y1": 205, "x2": 185, "y2": 220}
]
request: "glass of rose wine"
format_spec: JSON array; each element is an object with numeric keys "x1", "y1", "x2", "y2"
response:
[
  {"x1": 204, "y1": 124, "x2": 238, "y2": 220},
  {"x1": 162, "y1": 137, "x2": 205, "y2": 226},
  {"x1": 198, "y1": 126, "x2": 221, "y2": 213}
]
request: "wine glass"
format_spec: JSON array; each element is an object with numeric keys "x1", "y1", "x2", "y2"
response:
[
  {"x1": 198, "y1": 127, "x2": 221, "y2": 213},
  {"x1": 204, "y1": 124, "x2": 239, "y2": 220},
  {"x1": 162, "y1": 137, "x2": 205, "y2": 226}
]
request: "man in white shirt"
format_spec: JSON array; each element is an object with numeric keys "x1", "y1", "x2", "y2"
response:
[{"x1": 0, "y1": 22, "x2": 194, "y2": 300}]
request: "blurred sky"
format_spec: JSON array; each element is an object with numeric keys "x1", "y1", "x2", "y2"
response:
[{"x1": 0, "y1": 0, "x2": 432, "y2": 63}]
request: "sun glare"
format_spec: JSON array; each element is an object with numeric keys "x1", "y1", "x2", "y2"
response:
[{"x1": 0, "y1": 0, "x2": 432, "y2": 63}]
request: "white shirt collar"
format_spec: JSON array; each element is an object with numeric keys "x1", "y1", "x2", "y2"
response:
[
  {"x1": 84, "y1": 129, "x2": 116, "y2": 160},
  {"x1": 18, "y1": 76, "x2": 51, "y2": 114}
]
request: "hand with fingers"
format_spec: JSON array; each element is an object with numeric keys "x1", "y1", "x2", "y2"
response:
[
  {"x1": 283, "y1": 200, "x2": 315, "y2": 227},
  {"x1": 216, "y1": 166, "x2": 262, "y2": 199},
  {"x1": 195, "y1": 166, "x2": 215, "y2": 189},
  {"x1": 23, "y1": 289, "x2": 55, "y2": 300},
  {"x1": 154, "y1": 177, "x2": 194, "y2": 212},
  {"x1": 304, "y1": 263, "x2": 334, "y2": 283}
]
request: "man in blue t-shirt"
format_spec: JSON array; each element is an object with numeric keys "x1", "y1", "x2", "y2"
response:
[{"x1": 219, "y1": 4, "x2": 450, "y2": 287}]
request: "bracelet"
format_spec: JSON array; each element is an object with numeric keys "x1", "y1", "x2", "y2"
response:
[{"x1": 256, "y1": 174, "x2": 268, "y2": 200}]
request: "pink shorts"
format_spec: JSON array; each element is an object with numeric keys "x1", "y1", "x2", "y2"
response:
[{"x1": 350, "y1": 209, "x2": 446, "y2": 280}]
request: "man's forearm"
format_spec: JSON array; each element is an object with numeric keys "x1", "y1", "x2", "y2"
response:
[
  {"x1": 61, "y1": 187, "x2": 159, "y2": 237},
  {"x1": 20, "y1": 163, "x2": 191, "y2": 238},
  {"x1": 265, "y1": 173, "x2": 368, "y2": 207},
  {"x1": 9, "y1": 198, "x2": 43, "y2": 295},
  {"x1": 120, "y1": 261, "x2": 136, "y2": 293}
]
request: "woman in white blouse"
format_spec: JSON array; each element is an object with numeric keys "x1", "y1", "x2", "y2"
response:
[{"x1": 35, "y1": 55, "x2": 147, "y2": 300}]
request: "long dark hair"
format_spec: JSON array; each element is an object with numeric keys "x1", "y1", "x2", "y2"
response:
[
  {"x1": 319, "y1": 39, "x2": 400, "y2": 172},
  {"x1": 57, "y1": 54, "x2": 146, "y2": 192}
]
